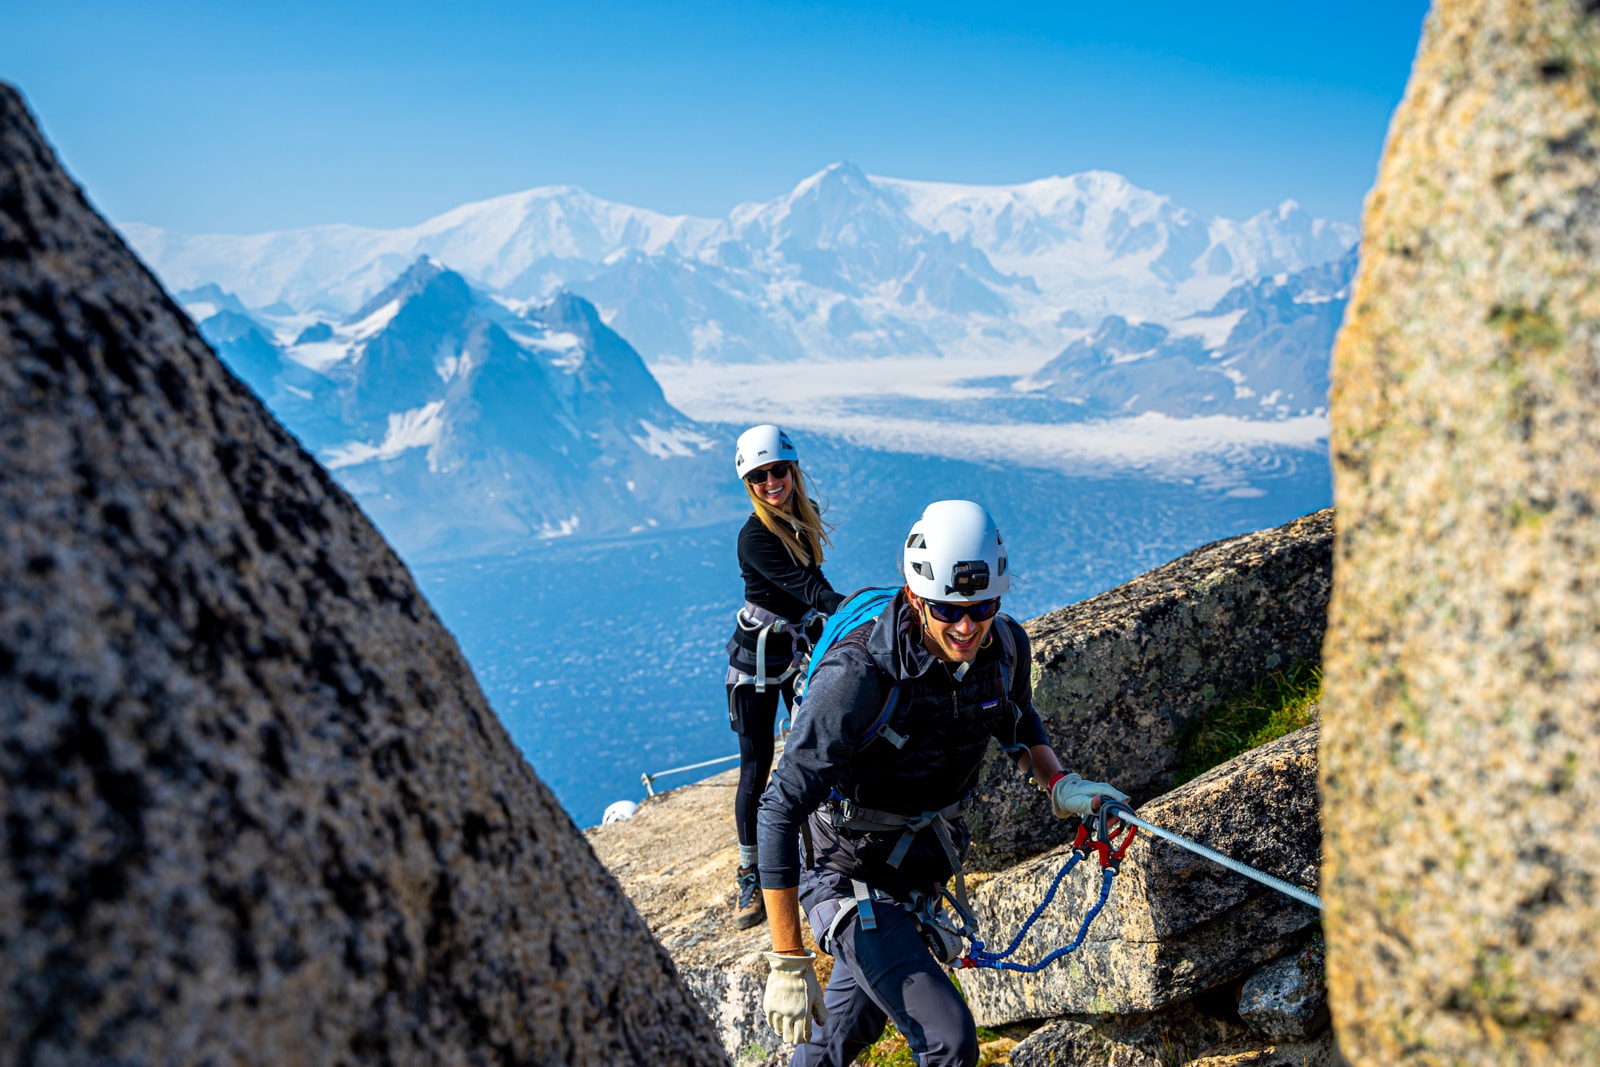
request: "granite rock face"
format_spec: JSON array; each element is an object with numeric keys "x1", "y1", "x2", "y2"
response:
[
  {"x1": 1186, "y1": 1031, "x2": 1339, "y2": 1067},
  {"x1": 959, "y1": 726, "x2": 1321, "y2": 1025},
  {"x1": 586, "y1": 767, "x2": 828, "y2": 1067},
  {"x1": 1322, "y1": 2, "x2": 1600, "y2": 1063},
  {"x1": 1007, "y1": 1000, "x2": 1250, "y2": 1067},
  {"x1": 967, "y1": 509, "x2": 1333, "y2": 863},
  {"x1": 0, "y1": 83, "x2": 726, "y2": 1065},
  {"x1": 1239, "y1": 954, "x2": 1328, "y2": 1041}
]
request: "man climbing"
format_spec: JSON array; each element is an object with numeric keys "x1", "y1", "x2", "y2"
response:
[{"x1": 756, "y1": 500, "x2": 1128, "y2": 1067}]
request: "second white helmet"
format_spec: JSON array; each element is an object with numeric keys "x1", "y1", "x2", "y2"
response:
[
  {"x1": 902, "y1": 500, "x2": 1009, "y2": 603},
  {"x1": 734, "y1": 424, "x2": 799, "y2": 479}
]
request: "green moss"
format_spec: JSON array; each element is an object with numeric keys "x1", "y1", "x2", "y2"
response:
[
  {"x1": 1488, "y1": 303, "x2": 1563, "y2": 355},
  {"x1": 857, "y1": 1026, "x2": 1010, "y2": 1066},
  {"x1": 1174, "y1": 663, "x2": 1321, "y2": 785}
]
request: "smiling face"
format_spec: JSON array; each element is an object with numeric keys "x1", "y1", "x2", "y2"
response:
[
  {"x1": 907, "y1": 590, "x2": 996, "y2": 665},
  {"x1": 746, "y1": 461, "x2": 794, "y2": 510}
]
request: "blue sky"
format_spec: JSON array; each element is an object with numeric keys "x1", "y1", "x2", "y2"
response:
[{"x1": 1, "y1": 1, "x2": 1429, "y2": 233}]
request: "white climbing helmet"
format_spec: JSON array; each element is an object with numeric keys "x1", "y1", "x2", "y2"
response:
[
  {"x1": 901, "y1": 500, "x2": 1009, "y2": 603},
  {"x1": 734, "y1": 424, "x2": 799, "y2": 479},
  {"x1": 602, "y1": 800, "x2": 638, "y2": 825}
]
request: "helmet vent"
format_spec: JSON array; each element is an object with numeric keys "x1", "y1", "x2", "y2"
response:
[
  {"x1": 911, "y1": 561, "x2": 933, "y2": 579},
  {"x1": 906, "y1": 533, "x2": 927, "y2": 550}
]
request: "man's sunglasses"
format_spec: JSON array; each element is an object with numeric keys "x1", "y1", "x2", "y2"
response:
[
  {"x1": 925, "y1": 598, "x2": 1001, "y2": 624},
  {"x1": 744, "y1": 461, "x2": 792, "y2": 484}
]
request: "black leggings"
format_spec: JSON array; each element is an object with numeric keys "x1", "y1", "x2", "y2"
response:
[{"x1": 728, "y1": 678, "x2": 797, "y2": 849}]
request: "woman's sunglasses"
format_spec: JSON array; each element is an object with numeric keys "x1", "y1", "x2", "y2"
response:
[
  {"x1": 744, "y1": 461, "x2": 792, "y2": 484},
  {"x1": 925, "y1": 598, "x2": 1001, "y2": 624}
]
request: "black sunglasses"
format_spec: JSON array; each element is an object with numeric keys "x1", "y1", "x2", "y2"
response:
[
  {"x1": 744, "y1": 461, "x2": 793, "y2": 484},
  {"x1": 925, "y1": 598, "x2": 1001, "y2": 624}
]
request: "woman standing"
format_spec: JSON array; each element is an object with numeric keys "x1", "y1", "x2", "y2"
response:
[{"x1": 727, "y1": 425, "x2": 843, "y2": 929}]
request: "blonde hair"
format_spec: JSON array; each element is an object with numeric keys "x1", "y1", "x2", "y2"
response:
[{"x1": 745, "y1": 465, "x2": 833, "y2": 566}]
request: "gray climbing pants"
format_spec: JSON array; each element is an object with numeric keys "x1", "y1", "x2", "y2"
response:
[{"x1": 791, "y1": 894, "x2": 977, "y2": 1067}]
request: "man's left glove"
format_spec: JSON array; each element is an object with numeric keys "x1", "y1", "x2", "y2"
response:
[
  {"x1": 764, "y1": 951, "x2": 827, "y2": 1044},
  {"x1": 1050, "y1": 772, "x2": 1130, "y2": 819}
]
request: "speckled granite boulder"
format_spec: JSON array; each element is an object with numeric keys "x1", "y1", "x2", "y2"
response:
[
  {"x1": 960, "y1": 726, "x2": 1320, "y2": 1025},
  {"x1": 1322, "y1": 2, "x2": 1600, "y2": 1063},
  {"x1": 1187, "y1": 1030, "x2": 1339, "y2": 1067},
  {"x1": 966, "y1": 510, "x2": 1333, "y2": 864},
  {"x1": 1239, "y1": 954, "x2": 1328, "y2": 1041},
  {"x1": 1008, "y1": 1000, "x2": 1250, "y2": 1067},
  {"x1": 0, "y1": 83, "x2": 726, "y2": 1065}
]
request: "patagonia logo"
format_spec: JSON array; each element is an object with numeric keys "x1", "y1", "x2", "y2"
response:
[{"x1": 981, "y1": 699, "x2": 1000, "y2": 710}]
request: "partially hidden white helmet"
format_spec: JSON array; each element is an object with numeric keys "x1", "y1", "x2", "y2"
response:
[
  {"x1": 602, "y1": 800, "x2": 638, "y2": 825},
  {"x1": 734, "y1": 424, "x2": 799, "y2": 479},
  {"x1": 902, "y1": 500, "x2": 1009, "y2": 603}
]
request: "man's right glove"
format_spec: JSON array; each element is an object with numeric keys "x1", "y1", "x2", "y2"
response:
[
  {"x1": 1050, "y1": 772, "x2": 1130, "y2": 819},
  {"x1": 764, "y1": 950, "x2": 828, "y2": 1044}
]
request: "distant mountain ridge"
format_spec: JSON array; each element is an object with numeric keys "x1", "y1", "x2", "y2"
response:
[
  {"x1": 1024, "y1": 246, "x2": 1357, "y2": 419},
  {"x1": 126, "y1": 163, "x2": 1356, "y2": 367},
  {"x1": 196, "y1": 258, "x2": 733, "y2": 560}
]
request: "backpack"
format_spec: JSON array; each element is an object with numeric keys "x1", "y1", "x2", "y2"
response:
[
  {"x1": 794, "y1": 587, "x2": 905, "y2": 746},
  {"x1": 796, "y1": 587, "x2": 1020, "y2": 751}
]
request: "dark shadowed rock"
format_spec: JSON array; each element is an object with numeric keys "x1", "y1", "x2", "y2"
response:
[
  {"x1": 966, "y1": 509, "x2": 1333, "y2": 863},
  {"x1": 1239, "y1": 953, "x2": 1329, "y2": 1041},
  {"x1": 960, "y1": 726, "x2": 1321, "y2": 1024},
  {"x1": 0, "y1": 83, "x2": 726, "y2": 1065},
  {"x1": 1008, "y1": 1000, "x2": 1250, "y2": 1067},
  {"x1": 1187, "y1": 1030, "x2": 1338, "y2": 1067}
]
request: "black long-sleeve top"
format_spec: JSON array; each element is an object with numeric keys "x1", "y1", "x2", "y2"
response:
[{"x1": 737, "y1": 514, "x2": 844, "y2": 622}]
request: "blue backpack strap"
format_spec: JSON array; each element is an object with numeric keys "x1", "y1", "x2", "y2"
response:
[{"x1": 798, "y1": 586, "x2": 899, "y2": 697}]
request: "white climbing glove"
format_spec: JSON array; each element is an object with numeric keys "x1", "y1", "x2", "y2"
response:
[
  {"x1": 764, "y1": 950, "x2": 828, "y2": 1044},
  {"x1": 1050, "y1": 773, "x2": 1130, "y2": 819}
]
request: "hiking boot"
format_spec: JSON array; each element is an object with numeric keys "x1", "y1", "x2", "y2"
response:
[{"x1": 734, "y1": 866, "x2": 766, "y2": 929}]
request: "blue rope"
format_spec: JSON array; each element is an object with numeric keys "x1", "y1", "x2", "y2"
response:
[
  {"x1": 962, "y1": 864, "x2": 1117, "y2": 973},
  {"x1": 975, "y1": 851, "x2": 1083, "y2": 961}
]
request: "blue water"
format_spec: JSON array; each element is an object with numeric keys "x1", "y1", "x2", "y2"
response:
[{"x1": 415, "y1": 435, "x2": 1331, "y2": 826}]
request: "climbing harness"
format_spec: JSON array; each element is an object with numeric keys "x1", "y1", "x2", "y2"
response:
[
  {"x1": 729, "y1": 601, "x2": 819, "y2": 693},
  {"x1": 955, "y1": 802, "x2": 1137, "y2": 972},
  {"x1": 828, "y1": 796, "x2": 971, "y2": 908},
  {"x1": 1101, "y1": 799, "x2": 1325, "y2": 912}
]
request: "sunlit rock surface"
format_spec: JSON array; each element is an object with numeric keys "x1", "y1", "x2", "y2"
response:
[
  {"x1": 587, "y1": 767, "x2": 826, "y2": 1067},
  {"x1": 967, "y1": 508, "x2": 1332, "y2": 863},
  {"x1": 1323, "y1": 1, "x2": 1600, "y2": 1062},
  {"x1": 960, "y1": 726, "x2": 1320, "y2": 1024}
]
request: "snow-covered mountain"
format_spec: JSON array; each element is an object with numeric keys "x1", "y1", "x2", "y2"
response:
[
  {"x1": 125, "y1": 163, "x2": 1356, "y2": 367},
  {"x1": 1022, "y1": 246, "x2": 1356, "y2": 419},
  {"x1": 193, "y1": 258, "x2": 735, "y2": 560},
  {"x1": 880, "y1": 172, "x2": 1354, "y2": 326}
]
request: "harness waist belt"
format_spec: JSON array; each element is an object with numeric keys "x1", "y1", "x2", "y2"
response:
[
  {"x1": 734, "y1": 601, "x2": 811, "y2": 692},
  {"x1": 832, "y1": 798, "x2": 970, "y2": 912}
]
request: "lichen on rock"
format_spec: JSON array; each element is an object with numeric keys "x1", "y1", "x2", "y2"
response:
[
  {"x1": 1323, "y1": 1, "x2": 1600, "y2": 1062},
  {"x1": 959, "y1": 726, "x2": 1322, "y2": 1026},
  {"x1": 967, "y1": 509, "x2": 1334, "y2": 864}
]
